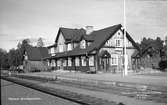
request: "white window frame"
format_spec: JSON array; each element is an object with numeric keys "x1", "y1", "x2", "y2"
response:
[
  {"x1": 51, "y1": 59, "x2": 56, "y2": 67},
  {"x1": 59, "y1": 44, "x2": 64, "y2": 52},
  {"x1": 75, "y1": 57, "x2": 80, "y2": 66},
  {"x1": 81, "y1": 56, "x2": 86, "y2": 66},
  {"x1": 47, "y1": 60, "x2": 50, "y2": 66},
  {"x1": 87, "y1": 42, "x2": 92, "y2": 46},
  {"x1": 89, "y1": 56, "x2": 94, "y2": 66},
  {"x1": 80, "y1": 40, "x2": 86, "y2": 49},
  {"x1": 68, "y1": 57, "x2": 72, "y2": 66},
  {"x1": 63, "y1": 59, "x2": 67, "y2": 66},
  {"x1": 57, "y1": 60, "x2": 61, "y2": 67},
  {"x1": 67, "y1": 43, "x2": 72, "y2": 51},
  {"x1": 116, "y1": 39, "x2": 121, "y2": 47},
  {"x1": 110, "y1": 55, "x2": 118, "y2": 65},
  {"x1": 51, "y1": 47, "x2": 55, "y2": 54}
]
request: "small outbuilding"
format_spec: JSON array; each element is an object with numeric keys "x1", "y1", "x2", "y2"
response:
[{"x1": 23, "y1": 45, "x2": 49, "y2": 72}]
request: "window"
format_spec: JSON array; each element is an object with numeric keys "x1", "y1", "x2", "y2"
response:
[
  {"x1": 63, "y1": 59, "x2": 67, "y2": 66},
  {"x1": 80, "y1": 40, "x2": 86, "y2": 49},
  {"x1": 75, "y1": 57, "x2": 80, "y2": 66},
  {"x1": 117, "y1": 30, "x2": 123, "y2": 39},
  {"x1": 67, "y1": 43, "x2": 72, "y2": 51},
  {"x1": 87, "y1": 42, "x2": 92, "y2": 46},
  {"x1": 118, "y1": 32, "x2": 120, "y2": 35},
  {"x1": 57, "y1": 60, "x2": 61, "y2": 67},
  {"x1": 51, "y1": 60, "x2": 56, "y2": 67},
  {"x1": 73, "y1": 43, "x2": 78, "y2": 48},
  {"x1": 47, "y1": 60, "x2": 50, "y2": 66},
  {"x1": 89, "y1": 56, "x2": 94, "y2": 66},
  {"x1": 51, "y1": 47, "x2": 55, "y2": 54},
  {"x1": 59, "y1": 44, "x2": 64, "y2": 52},
  {"x1": 51, "y1": 48, "x2": 55, "y2": 56},
  {"x1": 110, "y1": 55, "x2": 118, "y2": 65},
  {"x1": 68, "y1": 57, "x2": 72, "y2": 66},
  {"x1": 116, "y1": 39, "x2": 121, "y2": 47},
  {"x1": 81, "y1": 56, "x2": 86, "y2": 66}
]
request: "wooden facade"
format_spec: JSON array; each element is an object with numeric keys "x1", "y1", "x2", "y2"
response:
[
  {"x1": 46, "y1": 24, "x2": 139, "y2": 73},
  {"x1": 23, "y1": 45, "x2": 49, "y2": 72}
]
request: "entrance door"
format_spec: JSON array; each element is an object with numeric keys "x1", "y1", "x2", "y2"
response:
[
  {"x1": 99, "y1": 50, "x2": 111, "y2": 72},
  {"x1": 60, "y1": 59, "x2": 64, "y2": 70},
  {"x1": 102, "y1": 58, "x2": 109, "y2": 72}
]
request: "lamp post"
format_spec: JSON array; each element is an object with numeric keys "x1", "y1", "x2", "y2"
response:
[{"x1": 123, "y1": 0, "x2": 128, "y2": 76}]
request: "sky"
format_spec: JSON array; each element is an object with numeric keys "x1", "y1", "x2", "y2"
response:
[{"x1": 0, "y1": 0, "x2": 167, "y2": 51}]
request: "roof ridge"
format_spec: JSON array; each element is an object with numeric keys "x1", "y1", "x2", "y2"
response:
[
  {"x1": 94, "y1": 24, "x2": 122, "y2": 32},
  {"x1": 60, "y1": 27, "x2": 84, "y2": 30}
]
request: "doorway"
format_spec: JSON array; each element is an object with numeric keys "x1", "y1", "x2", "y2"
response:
[{"x1": 99, "y1": 50, "x2": 111, "y2": 72}]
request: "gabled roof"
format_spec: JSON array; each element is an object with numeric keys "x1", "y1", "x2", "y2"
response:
[
  {"x1": 25, "y1": 45, "x2": 49, "y2": 61},
  {"x1": 55, "y1": 27, "x2": 86, "y2": 43},
  {"x1": 85, "y1": 24, "x2": 122, "y2": 50},
  {"x1": 47, "y1": 24, "x2": 140, "y2": 59},
  {"x1": 125, "y1": 32, "x2": 141, "y2": 51}
]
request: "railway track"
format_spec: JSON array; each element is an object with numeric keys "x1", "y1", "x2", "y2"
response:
[
  {"x1": 2, "y1": 73, "x2": 167, "y2": 104},
  {"x1": 1, "y1": 75, "x2": 120, "y2": 105},
  {"x1": 12, "y1": 74, "x2": 167, "y2": 104}
]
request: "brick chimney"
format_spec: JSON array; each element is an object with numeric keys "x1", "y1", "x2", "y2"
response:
[{"x1": 85, "y1": 26, "x2": 93, "y2": 35}]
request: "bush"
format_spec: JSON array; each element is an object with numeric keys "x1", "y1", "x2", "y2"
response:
[{"x1": 159, "y1": 60, "x2": 167, "y2": 71}]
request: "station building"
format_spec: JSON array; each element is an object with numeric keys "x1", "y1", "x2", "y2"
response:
[{"x1": 45, "y1": 24, "x2": 140, "y2": 73}]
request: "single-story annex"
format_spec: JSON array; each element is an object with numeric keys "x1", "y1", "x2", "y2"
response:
[
  {"x1": 45, "y1": 24, "x2": 140, "y2": 73},
  {"x1": 23, "y1": 45, "x2": 50, "y2": 72}
]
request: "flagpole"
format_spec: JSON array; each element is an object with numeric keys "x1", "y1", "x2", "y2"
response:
[{"x1": 123, "y1": 0, "x2": 128, "y2": 76}]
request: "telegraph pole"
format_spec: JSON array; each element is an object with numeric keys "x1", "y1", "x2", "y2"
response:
[{"x1": 123, "y1": 0, "x2": 128, "y2": 76}]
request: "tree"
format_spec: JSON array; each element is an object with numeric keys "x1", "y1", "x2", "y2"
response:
[
  {"x1": 21, "y1": 39, "x2": 30, "y2": 49},
  {"x1": 17, "y1": 42, "x2": 22, "y2": 49},
  {"x1": 7, "y1": 39, "x2": 31, "y2": 68},
  {"x1": 37, "y1": 37, "x2": 44, "y2": 47},
  {"x1": 0, "y1": 48, "x2": 9, "y2": 69},
  {"x1": 140, "y1": 37, "x2": 153, "y2": 50},
  {"x1": 162, "y1": 36, "x2": 167, "y2": 58},
  {"x1": 8, "y1": 49, "x2": 17, "y2": 67},
  {"x1": 155, "y1": 37, "x2": 164, "y2": 51},
  {"x1": 165, "y1": 36, "x2": 167, "y2": 45},
  {"x1": 20, "y1": 38, "x2": 31, "y2": 56},
  {"x1": 140, "y1": 37, "x2": 164, "y2": 58}
]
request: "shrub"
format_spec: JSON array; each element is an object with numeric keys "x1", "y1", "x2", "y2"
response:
[{"x1": 159, "y1": 60, "x2": 167, "y2": 71}]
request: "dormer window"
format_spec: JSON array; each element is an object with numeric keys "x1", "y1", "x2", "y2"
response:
[
  {"x1": 50, "y1": 47, "x2": 55, "y2": 55},
  {"x1": 87, "y1": 42, "x2": 92, "y2": 46},
  {"x1": 80, "y1": 40, "x2": 86, "y2": 49},
  {"x1": 67, "y1": 43, "x2": 72, "y2": 51}
]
